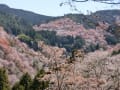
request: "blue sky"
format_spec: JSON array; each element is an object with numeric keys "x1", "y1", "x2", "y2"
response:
[{"x1": 0, "y1": 0, "x2": 120, "y2": 16}]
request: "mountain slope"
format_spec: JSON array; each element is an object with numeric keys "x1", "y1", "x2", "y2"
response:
[
  {"x1": 91, "y1": 10, "x2": 120, "y2": 24},
  {"x1": 34, "y1": 17, "x2": 108, "y2": 50},
  {"x1": 0, "y1": 11, "x2": 35, "y2": 36},
  {"x1": 0, "y1": 5, "x2": 120, "y2": 89},
  {"x1": 0, "y1": 4, "x2": 53, "y2": 24},
  {"x1": 63, "y1": 10, "x2": 120, "y2": 29},
  {"x1": 33, "y1": 10, "x2": 120, "y2": 52},
  {"x1": 0, "y1": 26, "x2": 65, "y2": 86}
]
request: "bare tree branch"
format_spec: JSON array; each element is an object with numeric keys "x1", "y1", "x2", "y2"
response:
[
  {"x1": 72, "y1": 0, "x2": 88, "y2": 2},
  {"x1": 64, "y1": 0, "x2": 120, "y2": 4},
  {"x1": 97, "y1": 1, "x2": 120, "y2": 4}
]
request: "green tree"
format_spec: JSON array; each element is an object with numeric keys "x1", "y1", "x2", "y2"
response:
[
  {"x1": 30, "y1": 69, "x2": 49, "y2": 90},
  {"x1": 0, "y1": 68, "x2": 10, "y2": 90},
  {"x1": 105, "y1": 34, "x2": 118, "y2": 45},
  {"x1": 73, "y1": 36, "x2": 85, "y2": 49},
  {"x1": 18, "y1": 34, "x2": 32, "y2": 44},
  {"x1": 19, "y1": 73, "x2": 32, "y2": 90},
  {"x1": 12, "y1": 82, "x2": 24, "y2": 90},
  {"x1": 18, "y1": 34, "x2": 38, "y2": 51}
]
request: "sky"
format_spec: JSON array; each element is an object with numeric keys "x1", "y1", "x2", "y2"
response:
[{"x1": 0, "y1": 0, "x2": 120, "y2": 16}]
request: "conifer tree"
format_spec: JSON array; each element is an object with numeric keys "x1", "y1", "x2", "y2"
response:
[
  {"x1": 0, "y1": 68, "x2": 10, "y2": 90},
  {"x1": 19, "y1": 73, "x2": 32, "y2": 90},
  {"x1": 12, "y1": 82, "x2": 24, "y2": 90},
  {"x1": 30, "y1": 69, "x2": 49, "y2": 90}
]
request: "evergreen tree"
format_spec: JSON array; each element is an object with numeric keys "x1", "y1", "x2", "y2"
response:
[
  {"x1": 12, "y1": 82, "x2": 24, "y2": 90},
  {"x1": 19, "y1": 73, "x2": 32, "y2": 90},
  {"x1": 0, "y1": 68, "x2": 10, "y2": 90},
  {"x1": 30, "y1": 69, "x2": 49, "y2": 90}
]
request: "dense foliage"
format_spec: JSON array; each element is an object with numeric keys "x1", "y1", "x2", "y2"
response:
[
  {"x1": 64, "y1": 14, "x2": 97, "y2": 29},
  {"x1": 18, "y1": 34, "x2": 38, "y2": 50},
  {"x1": 12, "y1": 83, "x2": 25, "y2": 90},
  {"x1": 30, "y1": 69, "x2": 49, "y2": 90},
  {"x1": 105, "y1": 34, "x2": 118, "y2": 45},
  {"x1": 36, "y1": 30, "x2": 85, "y2": 52},
  {"x1": 0, "y1": 12, "x2": 39, "y2": 50},
  {"x1": 0, "y1": 12, "x2": 35, "y2": 37},
  {"x1": 107, "y1": 24, "x2": 120, "y2": 43},
  {"x1": 0, "y1": 68, "x2": 10, "y2": 90},
  {"x1": 0, "y1": 8, "x2": 120, "y2": 53},
  {"x1": 19, "y1": 73, "x2": 32, "y2": 90},
  {"x1": 11, "y1": 65, "x2": 48, "y2": 90},
  {"x1": 63, "y1": 10, "x2": 120, "y2": 29}
]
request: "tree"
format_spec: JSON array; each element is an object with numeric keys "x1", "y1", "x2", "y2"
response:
[
  {"x1": 18, "y1": 34, "x2": 32, "y2": 44},
  {"x1": 30, "y1": 69, "x2": 49, "y2": 90},
  {"x1": 105, "y1": 34, "x2": 118, "y2": 45},
  {"x1": 19, "y1": 73, "x2": 32, "y2": 90},
  {"x1": 12, "y1": 83, "x2": 24, "y2": 90},
  {"x1": 0, "y1": 68, "x2": 10, "y2": 90},
  {"x1": 18, "y1": 34, "x2": 39, "y2": 51},
  {"x1": 73, "y1": 36, "x2": 85, "y2": 49}
]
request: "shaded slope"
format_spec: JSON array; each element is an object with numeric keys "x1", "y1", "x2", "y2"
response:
[
  {"x1": 0, "y1": 11, "x2": 35, "y2": 36},
  {"x1": 0, "y1": 4, "x2": 53, "y2": 24}
]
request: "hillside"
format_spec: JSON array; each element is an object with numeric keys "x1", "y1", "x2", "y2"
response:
[
  {"x1": 0, "y1": 26, "x2": 66, "y2": 86},
  {"x1": 0, "y1": 4, "x2": 120, "y2": 27},
  {"x1": 33, "y1": 10, "x2": 120, "y2": 52},
  {"x1": 0, "y1": 11, "x2": 35, "y2": 36},
  {"x1": 0, "y1": 4, "x2": 53, "y2": 24},
  {"x1": 0, "y1": 5, "x2": 119, "y2": 89},
  {"x1": 33, "y1": 17, "x2": 111, "y2": 52},
  {"x1": 39, "y1": 10, "x2": 120, "y2": 29},
  {"x1": 0, "y1": 26, "x2": 120, "y2": 89},
  {"x1": 64, "y1": 10, "x2": 120, "y2": 28},
  {"x1": 92, "y1": 10, "x2": 120, "y2": 24}
]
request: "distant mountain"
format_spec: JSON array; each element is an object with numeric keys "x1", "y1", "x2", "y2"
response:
[
  {"x1": 0, "y1": 4, "x2": 53, "y2": 24},
  {"x1": 34, "y1": 9, "x2": 120, "y2": 52},
  {"x1": 1, "y1": 4, "x2": 120, "y2": 26},
  {"x1": 35, "y1": 9, "x2": 120, "y2": 29},
  {"x1": 0, "y1": 11, "x2": 35, "y2": 36},
  {"x1": 92, "y1": 10, "x2": 120, "y2": 23},
  {"x1": 34, "y1": 9, "x2": 120, "y2": 34},
  {"x1": 63, "y1": 10, "x2": 120, "y2": 28}
]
